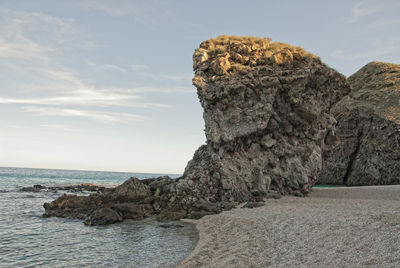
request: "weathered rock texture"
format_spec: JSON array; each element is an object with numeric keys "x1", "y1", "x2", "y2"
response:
[
  {"x1": 43, "y1": 177, "x2": 154, "y2": 225},
  {"x1": 319, "y1": 61, "x2": 400, "y2": 186},
  {"x1": 186, "y1": 35, "x2": 350, "y2": 202},
  {"x1": 43, "y1": 35, "x2": 350, "y2": 224}
]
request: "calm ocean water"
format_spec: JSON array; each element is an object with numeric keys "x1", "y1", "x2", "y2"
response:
[{"x1": 0, "y1": 167, "x2": 198, "y2": 268}]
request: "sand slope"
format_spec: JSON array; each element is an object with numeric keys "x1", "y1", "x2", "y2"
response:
[{"x1": 179, "y1": 186, "x2": 400, "y2": 268}]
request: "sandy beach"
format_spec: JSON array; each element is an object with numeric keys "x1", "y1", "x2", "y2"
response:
[{"x1": 179, "y1": 186, "x2": 400, "y2": 268}]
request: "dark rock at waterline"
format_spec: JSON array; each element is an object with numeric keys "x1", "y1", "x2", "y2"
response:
[
  {"x1": 43, "y1": 177, "x2": 179, "y2": 224},
  {"x1": 21, "y1": 183, "x2": 107, "y2": 194},
  {"x1": 111, "y1": 203, "x2": 153, "y2": 220},
  {"x1": 84, "y1": 207, "x2": 123, "y2": 226},
  {"x1": 21, "y1": 186, "x2": 42, "y2": 192},
  {"x1": 108, "y1": 177, "x2": 151, "y2": 202},
  {"x1": 21, "y1": 184, "x2": 48, "y2": 192},
  {"x1": 319, "y1": 62, "x2": 400, "y2": 186},
  {"x1": 157, "y1": 210, "x2": 188, "y2": 221},
  {"x1": 43, "y1": 175, "x2": 237, "y2": 225},
  {"x1": 159, "y1": 223, "x2": 184, "y2": 228},
  {"x1": 43, "y1": 194, "x2": 100, "y2": 219}
]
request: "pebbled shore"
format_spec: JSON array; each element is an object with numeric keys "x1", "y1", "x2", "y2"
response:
[{"x1": 178, "y1": 186, "x2": 400, "y2": 268}]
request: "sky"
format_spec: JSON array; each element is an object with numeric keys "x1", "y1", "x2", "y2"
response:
[{"x1": 0, "y1": 0, "x2": 399, "y2": 174}]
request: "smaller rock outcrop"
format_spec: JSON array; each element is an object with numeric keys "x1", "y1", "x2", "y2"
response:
[
  {"x1": 84, "y1": 207, "x2": 123, "y2": 226},
  {"x1": 320, "y1": 62, "x2": 400, "y2": 186},
  {"x1": 43, "y1": 177, "x2": 154, "y2": 225},
  {"x1": 20, "y1": 183, "x2": 107, "y2": 193}
]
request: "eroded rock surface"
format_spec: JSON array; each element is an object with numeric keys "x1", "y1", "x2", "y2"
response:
[
  {"x1": 184, "y1": 35, "x2": 350, "y2": 203},
  {"x1": 44, "y1": 35, "x2": 350, "y2": 225},
  {"x1": 43, "y1": 177, "x2": 154, "y2": 225},
  {"x1": 319, "y1": 62, "x2": 400, "y2": 186}
]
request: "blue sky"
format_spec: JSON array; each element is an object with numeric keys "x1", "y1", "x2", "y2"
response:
[{"x1": 0, "y1": 0, "x2": 399, "y2": 173}]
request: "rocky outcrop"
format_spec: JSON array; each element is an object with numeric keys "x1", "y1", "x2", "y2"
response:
[
  {"x1": 21, "y1": 183, "x2": 107, "y2": 193},
  {"x1": 44, "y1": 35, "x2": 350, "y2": 225},
  {"x1": 43, "y1": 177, "x2": 154, "y2": 225},
  {"x1": 184, "y1": 35, "x2": 350, "y2": 202},
  {"x1": 319, "y1": 62, "x2": 400, "y2": 186}
]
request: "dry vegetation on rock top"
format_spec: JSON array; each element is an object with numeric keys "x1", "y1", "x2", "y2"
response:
[{"x1": 193, "y1": 35, "x2": 319, "y2": 76}]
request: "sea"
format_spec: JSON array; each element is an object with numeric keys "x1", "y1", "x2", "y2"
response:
[{"x1": 0, "y1": 167, "x2": 198, "y2": 268}]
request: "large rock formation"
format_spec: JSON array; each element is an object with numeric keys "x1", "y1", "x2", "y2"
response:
[
  {"x1": 319, "y1": 62, "x2": 400, "y2": 186},
  {"x1": 43, "y1": 35, "x2": 350, "y2": 224},
  {"x1": 184, "y1": 35, "x2": 350, "y2": 202}
]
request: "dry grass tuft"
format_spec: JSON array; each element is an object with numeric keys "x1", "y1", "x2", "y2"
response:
[{"x1": 194, "y1": 35, "x2": 319, "y2": 75}]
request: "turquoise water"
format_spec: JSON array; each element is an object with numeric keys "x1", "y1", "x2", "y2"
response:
[{"x1": 0, "y1": 167, "x2": 198, "y2": 268}]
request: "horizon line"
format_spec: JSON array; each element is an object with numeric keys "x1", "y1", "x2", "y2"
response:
[{"x1": 0, "y1": 165, "x2": 182, "y2": 176}]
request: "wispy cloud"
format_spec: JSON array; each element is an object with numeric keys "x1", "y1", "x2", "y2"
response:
[
  {"x1": 126, "y1": 86, "x2": 195, "y2": 94},
  {"x1": 80, "y1": 0, "x2": 142, "y2": 17},
  {"x1": 0, "y1": 86, "x2": 176, "y2": 107},
  {"x1": 0, "y1": 7, "x2": 187, "y2": 125},
  {"x1": 130, "y1": 64, "x2": 193, "y2": 83},
  {"x1": 349, "y1": 0, "x2": 400, "y2": 22},
  {"x1": 131, "y1": 63, "x2": 150, "y2": 71},
  {"x1": 0, "y1": 91, "x2": 136, "y2": 106},
  {"x1": 102, "y1": 64, "x2": 127, "y2": 73},
  {"x1": 371, "y1": 18, "x2": 400, "y2": 27},
  {"x1": 79, "y1": 0, "x2": 176, "y2": 28},
  {"x1": 0, "y1": 61, "x2": 173, "y2": 109},
  {"x1": 138, "y1": 72, "x2": 193, "y2": 83},
  {"x1": 0, "y1": 36, "x2": 49, "y2": 59},
  {"x1": 331, "y1": 38, "x2": 400, "y2": 60},
  {"x1": 350, "y1": 0, "x2": 381, "y2": 22},
  {"x1": 24, "y1": 106, "x2": 145, "y2": 123},
  {"x1": 0, "y1": 8, "x2": 77, "y2": 59},
  {"x1": 86, "y1": 60, "x2": 127, "y2": 73},
  {"x1": 0, "y1": 65, "x2": 190, "y2": 107},
  {"x1": 46, "y1": 70, "x2": 86, "y2": 89},
  {"x1": 40, "y1": 124, "x2": 78, "y2": 132}
]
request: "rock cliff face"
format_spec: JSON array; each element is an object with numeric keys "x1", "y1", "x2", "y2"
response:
[
  {"x1": 319, "y1": 62, "x2": 400, "y2": 186},
  {"x1": 184, "y1": 35, "x2": 350, "y2": 202},
  {"x1": 43, "y1": 35, "x2": 350, "y2": 224}
]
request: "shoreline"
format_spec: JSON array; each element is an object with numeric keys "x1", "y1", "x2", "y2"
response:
[{"x1": 178, "y1": 185, "x2": 400, "y2": 267}]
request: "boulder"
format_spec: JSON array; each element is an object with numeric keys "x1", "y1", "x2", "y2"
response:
[
  {"x1": 43, "y1": 177, "x2": 154, "y2": 224},
  {"x1": 21, "y1": 186, "x2": 41, "y2": 192},
  {"x1": 108, "y1": 177, "x2": 151, "y2": 202},
  {"x1": 84, "y1": 207, "x2": 123, "y2": 226},
  {"x1": 111, "y1": 203, "x2": 153, "y2": 219},
  {"x1": 43, "y1": 194, "x2": 101, "y2": 219},
  {"x1": 319, "y1": 62, "x2": 400, "y2": 185}
]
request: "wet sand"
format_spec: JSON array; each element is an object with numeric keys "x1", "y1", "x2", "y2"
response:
[{"x1": 179, "y1": 186, "x2": 400, "y2": 268}]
